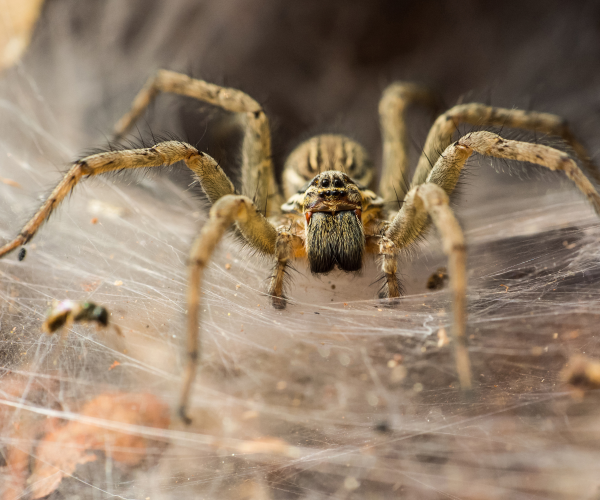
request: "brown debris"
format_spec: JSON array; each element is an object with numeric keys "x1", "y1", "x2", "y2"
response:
[
  {"x1": 562, "y1": 355, "x2": 600, "y2": 392},
  {"x1": 0, "y1": 378, "x2": 169, "y2": 500},
  {"x1": 29, "y1": 392, "x2": 170, "y2": 499},
  {"x1": 426, "y1": 267, "x2": 448, "y2": 290}
]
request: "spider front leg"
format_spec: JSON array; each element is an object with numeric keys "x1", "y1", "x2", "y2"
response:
[
  {"x1": 113, "y1": 69, "x2": 283, "y2": 216},
  {"x1": 384, "y1": 183, "x2": 472, "y2": 389},
  {"x1": 381, "y1": 131, "x2": 600, "y2": 390},
  {"x1": 412, "y1": 103, "x2": 600, "y2": 188},
  {"x1": 181, "y1": 195, "x2": 277, "y2": 423},
  {"x1": 378, "y1": 236, "x2": 403, "y2": 298},
  {"x1": 0, "y1": 137, "x2": 279, "y2": 422},
  {"x1": 0, "y1": 141, "x2": 235, "y2": 258},
  {"x1": 425, "y1": 131, "x2": 600, "y2": 214}
]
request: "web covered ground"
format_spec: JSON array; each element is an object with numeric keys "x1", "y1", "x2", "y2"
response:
[
  {"x1": 1, "y1": 1, "x2": 600, "y2": 498},
  {"x1": 2, "y1": 92, "x2": 600, "y2": 500}
]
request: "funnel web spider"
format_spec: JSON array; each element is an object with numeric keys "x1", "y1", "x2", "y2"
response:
[{"x1": 2, "y1": 70, "x2": 599, "y2": 423}]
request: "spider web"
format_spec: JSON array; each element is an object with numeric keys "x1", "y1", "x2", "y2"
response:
[{"x1": 1, "y1": 3, "x2": 600, "y2": 499}]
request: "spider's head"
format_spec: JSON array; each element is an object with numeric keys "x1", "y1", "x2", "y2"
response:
[{"x1": 303, "y1": 171, "x2": 365, "y2": 274}]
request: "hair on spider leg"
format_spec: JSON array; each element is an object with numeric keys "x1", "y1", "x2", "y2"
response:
[
  {"x1": 369, "y1": 272, "x2": 388, "y2": 287},
  {"x1": 133, "y1": 123, "x2": 147, "y2": 149},
  {"x1": 386, "y1": 171, "x2": 410, "y2": 209},
  {"x1": 369, "y1": 261, "x2": 407, "y2": 292},
  {"x1": 375, "y1": 274, "x2": 405, "y2": 305},
  {"x1": 264, "y1": 261, "x2": 297, "y2": 283},
  {"x1": 190, "y1": 121, "x2": 211, "y2": 153},
  {"x1": 412, "y1": 136, "x2": 436, "y2": 171},
  {"x1": 140, "y1": 117, "x2": 158, "y2": 146},
  {"x1": 251, "y1": 171, "x2": 263, "y2": 206}
]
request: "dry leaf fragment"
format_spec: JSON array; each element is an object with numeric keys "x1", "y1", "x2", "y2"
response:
[
  {"x1": 29, "y1": 392, "x2": 169, "y2": 499},
  {"x1": 108, "y1": 360, "x2": 120, "y2": 370},
  {"x1": 0, "y1": 374, "x2": 59, "y2": 500}
]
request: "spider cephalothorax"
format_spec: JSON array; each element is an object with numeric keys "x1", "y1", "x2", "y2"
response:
[
  {"x1": 278, "y1": 137, "x2": 385, "y2": 276},
  {"x1": 2, "y1": 70, "x2": 600, "y2": 422}
]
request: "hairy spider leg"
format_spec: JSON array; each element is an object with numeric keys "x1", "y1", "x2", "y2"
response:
[
  {"x1": 182, "y1": 194, "x2": 276, "y2": 423},
  {"x1": 113, "y1": 69, "x2": 283, "y2": 216},
  {"x1": 378, "y1": 82, "x2": 440, "y2": 203},
  {"x1": 429, "y1": 131, "x2": 600, "y2": 212},
  {"x1": 383, "y1": 132, "x2": 600, "y2": 391},
  {"x1": 267, "y1": 231, "x2": 299, "y2": 309},
  {"x1": 412, "y1": 103, "x2": 600, "y2": 188},
  {"x1": 0, "y1": 141, "x2": 238, "y2": 258},
  {"x1": 391, "y1": 183, "x2": 470, "y2": 389},
  {"x1": 0, "y1": 139, "x2": 280, "y2": 424}
]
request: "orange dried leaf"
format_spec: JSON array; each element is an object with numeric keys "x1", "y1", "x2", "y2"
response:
[
  {"x1": 29, "y1": 392, "x2": 169, "y2": 499},
  {"x1": 4, "y1": 427, "x2": 37, "y2": 500},
  {"x1": 0, "y1": 374, "x2": 59, "y2": 500}
]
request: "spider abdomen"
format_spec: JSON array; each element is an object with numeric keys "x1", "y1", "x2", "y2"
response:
[{"x1": 306, "y1": 211, "x2": 364, "y2": 273}]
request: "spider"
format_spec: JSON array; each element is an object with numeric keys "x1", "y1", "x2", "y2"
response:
[{"x1": 1, "y1": 70, "x2": 599, "y2": 423}]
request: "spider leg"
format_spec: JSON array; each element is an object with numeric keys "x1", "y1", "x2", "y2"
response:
[
  {"x1": 384, "y1": 183, "x2": 471, "y2": 389},
  {"x1": 0, "y1": 139, "x2": 278, "y2": 422},
  {"x1": 0, "y1": 141, "x2": 236, "y2": 258},
  {"x1": 181, "y1": 194, "x2": 276, "y2": 423},
  {"x1": 378, "y1": 236, "x2": 403, "y2": 298},
  {"x1": 113, "y1": 69, "x2": 283, "y2": 215},
  {"x1": 412, "y1": 103, "x2": 600, "y2": 188},
  {"x1": 383, "y1": 131, "x2": 600, "y2": 390},
  {"x1": 267, "y1": 231, "x2": 298, "y2": 309},
  {"x1": 378, "y1": 82, "x2": 440, "y2": 202},
  {"x1": 427, "y1": 131, "x2": 600, "y2": 213},
  {"x1": 385, "y1": 131, "x2": 600, "y2": 259}
]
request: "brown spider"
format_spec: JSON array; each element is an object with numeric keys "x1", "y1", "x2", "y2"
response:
[{"x1": 1, "y1": 70, "x2": 599, "y2": 423}]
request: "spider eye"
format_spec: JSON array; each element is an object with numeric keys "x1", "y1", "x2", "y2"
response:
[
  {"x1": 333, "y1": 178, "x2": 344, "y2": 188},
  {"x1": 321, "y1": 178, "x2": 330, "y2": 188}
]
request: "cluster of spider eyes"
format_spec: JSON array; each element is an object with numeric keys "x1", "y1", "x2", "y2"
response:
[
  {"x1": 320, "y1": 189, "x2": 346, "y2": 197},
  {"x1": 320, "y1": 178, "x2": 345, "y2": 188}
]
